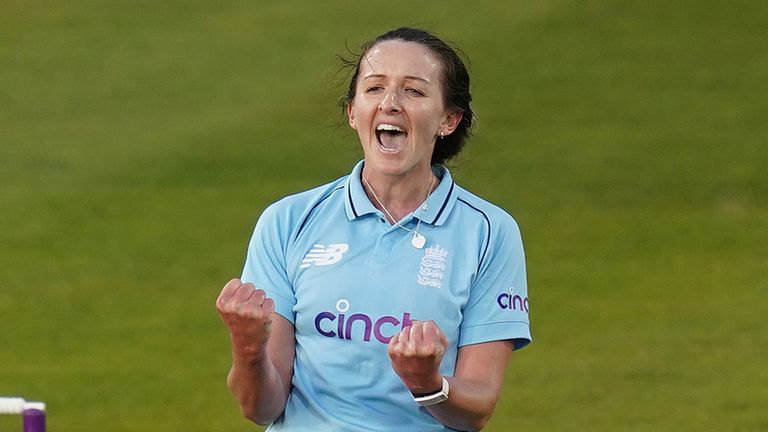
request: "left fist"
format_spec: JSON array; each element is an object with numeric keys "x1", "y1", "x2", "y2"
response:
[{"x1": 387, "y1": 320, "x2": 448, "y2": 394}]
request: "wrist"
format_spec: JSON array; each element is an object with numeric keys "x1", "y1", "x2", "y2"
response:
[
  {"x1": 410, "y1": 384, "x2": 443, "y2": 397},
  {"x1": 407, "y1": 374, "x2": 444, "y2": 396},
  {"x1": 411, "y1": 377, "x2": 450, "y2": 406},
  {"x1": 232, "y1": 345, "x2": 270, "y2": 366}
]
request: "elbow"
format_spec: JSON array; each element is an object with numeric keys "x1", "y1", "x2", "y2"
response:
[
  {"x1": 466, "y1": 414, "x2": 492, "y2": 431},
  {"x1": 227, "y1": 380, "x2": 282, "y2": 426},
  {"x1": 459, "y1": 401, "x2": 497, "y2": 431},
  {"x1": 467, "y1": 395, "x2": 502, "y2": 430},
  {"x1": 444, "y1": 410, "x2": 493, "y2": 431},
  {"x1": 241, "y1": 405, "x2": 280, "y2": 426}
]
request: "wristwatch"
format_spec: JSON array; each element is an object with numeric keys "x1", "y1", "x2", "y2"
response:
[{"x1": 412, "y1": 377, "x2": 450, "y2": 406}]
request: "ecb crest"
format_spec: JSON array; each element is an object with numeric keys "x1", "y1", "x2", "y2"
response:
[{"x1": 417, "y1": 245, "x2": 447, "y2": 288}]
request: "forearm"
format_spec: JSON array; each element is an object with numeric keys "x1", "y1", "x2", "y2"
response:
[
  {"x1": 217, "y1": 283, "x2": 295, "y2": 425},
  {"x1": 424, "y1": 376, "x2": 499, "y2": 431},
  {"x1": 227, "y1": 351, "x2": 290, "y2": 425},
  {"x1": 399, "y1": 340, "x2": 513, "y2": 431}
]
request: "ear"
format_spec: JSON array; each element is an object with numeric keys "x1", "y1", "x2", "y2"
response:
[
  {"x1": 439, "y1": 110, "x2": 463, "y2": 137},
  {"x1": 347, "y1": 102, "x2": 356, "y2": 130}
]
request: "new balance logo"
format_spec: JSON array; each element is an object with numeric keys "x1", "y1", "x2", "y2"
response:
[{"x1": 300, "y1": 243, "x2": 349, "y2": 269}]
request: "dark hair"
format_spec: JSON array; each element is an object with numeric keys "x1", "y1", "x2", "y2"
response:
[{"x1": 341, "y1": 27, "x2": 474, "y2": 166}]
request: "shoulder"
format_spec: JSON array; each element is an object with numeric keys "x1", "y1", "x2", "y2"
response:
[
  {"x1": 252, "y1": 174, "x2": 349, "y2": 245},
  {"x1": 452, "y1": 184, "x2": 522, "y2": 236},
  {"x1": 261, "y1": 175, "x2": 348, "y2": 220}
]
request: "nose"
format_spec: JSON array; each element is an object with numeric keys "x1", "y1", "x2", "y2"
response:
[{"x1": 378, "y1": 90, "x2": 401, "y2": 114}]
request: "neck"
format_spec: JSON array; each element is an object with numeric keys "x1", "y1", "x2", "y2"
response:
[{"x1": 362, "y1": 168, "x2": 437, "y2": 224}]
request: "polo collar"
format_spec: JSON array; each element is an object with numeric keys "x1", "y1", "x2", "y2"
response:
[{"x1": 344, "y1": 160, "x2": 458, "y2": 226}]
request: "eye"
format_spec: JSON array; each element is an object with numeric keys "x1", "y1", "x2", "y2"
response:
[
  {"x1": 366, "y1": 86, "x2": 384, "y2": 93},
  {"x1": 406, "y1": 88, "x2": 425, "y2": 96}
]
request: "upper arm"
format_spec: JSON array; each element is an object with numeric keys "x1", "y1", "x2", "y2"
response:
[
  {"x1": 454, "y1": 340, "x2": 514, "y2": 399},
  {"x1": 242, "y1": 203, "x2": 298, "y2": 324},
  {"x1": 268, "y1": 313, "x2": 296, "y2": 395},
  {"x1": 459, "y1": 211, "x2": 531, "y2": 350}
]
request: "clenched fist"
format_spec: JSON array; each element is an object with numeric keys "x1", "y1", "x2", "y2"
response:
[
  {"x1": 216, "y1": 278, "x2": 276, "y2": 357},
  {"x1": 387, "y1": 320, "x2": 448, "y2": 394}
]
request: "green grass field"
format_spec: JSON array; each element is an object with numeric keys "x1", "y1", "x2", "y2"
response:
[{"x1": 2, "y1": 1, "x2": 766, "y2": 430}]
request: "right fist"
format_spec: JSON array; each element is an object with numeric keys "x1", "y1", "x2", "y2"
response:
[{"x1": 216, "y1": 278, "x2": 276, "y2": 356}]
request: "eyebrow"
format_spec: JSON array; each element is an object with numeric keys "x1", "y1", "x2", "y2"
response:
[{"x1": 362, "y1": 73, "x2": 431, "y2": 84}]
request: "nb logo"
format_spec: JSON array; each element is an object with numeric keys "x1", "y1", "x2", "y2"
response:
[{"x1": 300, "y1": 243, "x2": 349, "y2": 269}]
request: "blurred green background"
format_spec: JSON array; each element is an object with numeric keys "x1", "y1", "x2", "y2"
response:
[{"x1": 1, "y1": 1, "x2": 766, "y2": 431}]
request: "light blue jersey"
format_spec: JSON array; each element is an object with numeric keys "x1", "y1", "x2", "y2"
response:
[{"x1": 242, "y1": 161, "x2": 531, "y2": 432}]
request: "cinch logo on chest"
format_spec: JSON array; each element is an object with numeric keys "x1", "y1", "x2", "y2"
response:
[
  {"x1": 314, "y1": 299, "x2": 413, "y2": 344},
  {"x1": 300, "y1": 243, "x2": 349, "y2": 269}
]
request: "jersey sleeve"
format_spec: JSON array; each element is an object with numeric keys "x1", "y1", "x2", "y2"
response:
[
  {"x1": 459, "y1": 215, "x2": 531, "y2": 350},
  {"x1": 241, "y1": 202, "x2": 297, "y2": 324}
]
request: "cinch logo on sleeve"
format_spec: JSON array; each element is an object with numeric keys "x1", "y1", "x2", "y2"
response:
[
  {"x1": 496, "y1": 290, "x2": 529, "y2": 313},
  {"x1": 300, "y1": 243, "x2": 349, "y2": 269},
  {"x1": 314, "y1": 299, "x2": 413, "y2": 344}
]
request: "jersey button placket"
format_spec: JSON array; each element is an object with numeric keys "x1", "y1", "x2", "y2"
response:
[{"x1": 371, "y1": 215, "x2": 396, "y2": 263}]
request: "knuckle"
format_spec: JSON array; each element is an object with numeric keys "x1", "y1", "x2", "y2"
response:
[
  {"x1": 387, "y1": 345, "x2": 398, "y2": 357},
  {"x1": 388, "y1": 336, "x2": 399, "y2": 348},
  {"x1": 219, "y1": 300, "x2": 235, "y2": 313},
  {"x1": 223, "y1": 278, "x2": 240, "y2": 293},
  {"x1": 251, "y1": 301, "x2": 267, "y2": 314},
  {"x1": 263, "y1": 302, "x2": 275, "y2": 314},
  {"x1": 404, "y1": 344, "x2": 418, "y2": 357}
]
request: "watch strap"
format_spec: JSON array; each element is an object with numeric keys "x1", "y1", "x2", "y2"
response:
[{"x1": 412, "y1": 377, "x2": 450, "y2": 406}]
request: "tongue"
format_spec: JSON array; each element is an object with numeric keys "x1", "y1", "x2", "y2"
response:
[{"x1": 379, "y1": 131, "x2": 407, "y2": 152}]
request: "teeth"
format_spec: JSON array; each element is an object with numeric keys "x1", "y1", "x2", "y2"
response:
[{"x1": 376, "y1": 124, "x2": 404, "y2": 132}]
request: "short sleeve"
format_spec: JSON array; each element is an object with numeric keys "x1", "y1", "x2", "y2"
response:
[
  {"x1": 459, "y1": 215, "x2": 531, "y2": 350},
  {"x1": 241, "y1": 203, "x2": 297, "y2": 324}
]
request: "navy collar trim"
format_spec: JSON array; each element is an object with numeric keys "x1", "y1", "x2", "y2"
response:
[{"x1": 344, "y1": 160, "x2": 458, "y2": 226}]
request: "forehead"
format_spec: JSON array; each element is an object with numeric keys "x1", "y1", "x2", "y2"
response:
[{"x1": 360, "y1": 40, "x2": 442, "y2": 80}]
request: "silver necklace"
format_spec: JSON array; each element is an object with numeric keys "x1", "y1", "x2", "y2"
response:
[{"x1": 362, "y1": 174, "x2": 434, "y2": 249}]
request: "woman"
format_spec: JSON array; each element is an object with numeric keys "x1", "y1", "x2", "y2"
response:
[{"x1": 216, "y1": 27, "x2": 531, "y2": 431}]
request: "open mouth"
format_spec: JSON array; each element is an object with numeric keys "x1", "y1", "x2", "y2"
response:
[{"x1": 375, "y1": 124, "x2": 408, "y2": 153}]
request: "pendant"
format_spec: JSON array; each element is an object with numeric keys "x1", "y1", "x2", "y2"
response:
[{"x1": 411, "y1": 232, "x2": 426, "y2": 249}]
